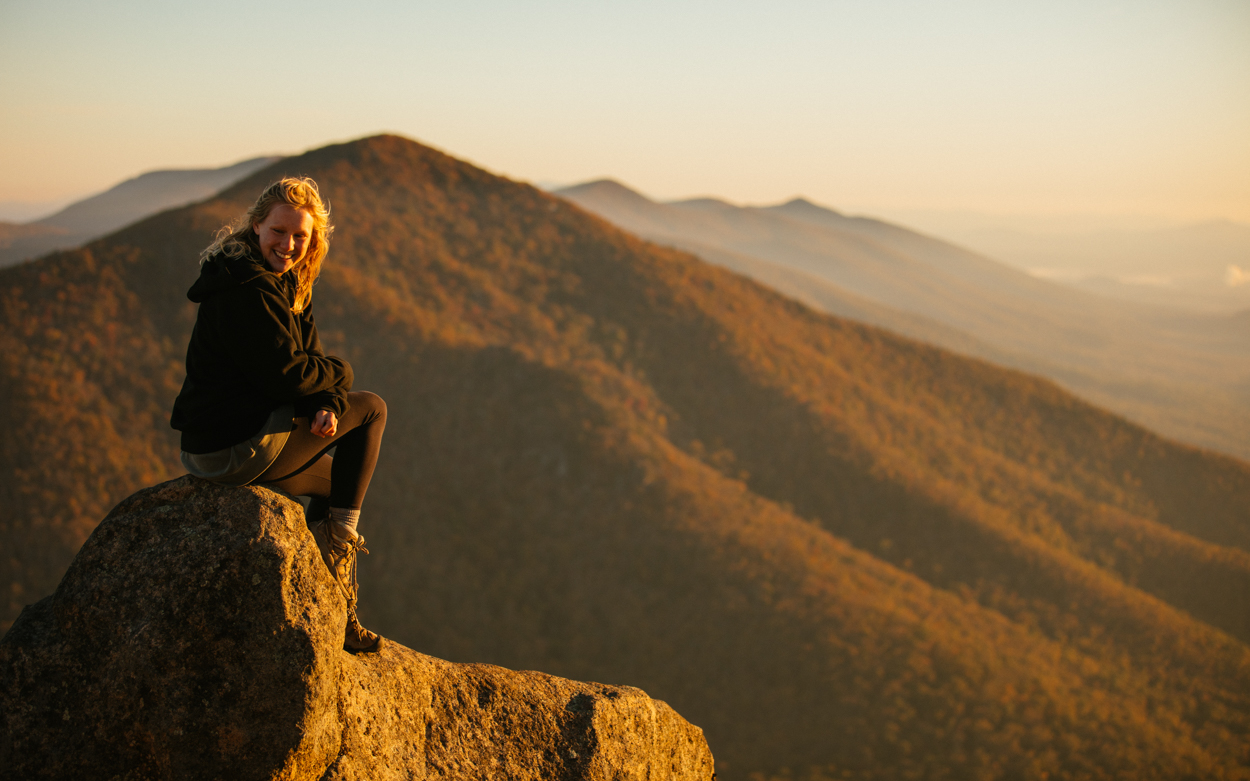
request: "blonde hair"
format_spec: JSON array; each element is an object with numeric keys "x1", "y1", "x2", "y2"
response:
[{"x1": 201, "y1": 177, "x2": 333, "y2": 313}]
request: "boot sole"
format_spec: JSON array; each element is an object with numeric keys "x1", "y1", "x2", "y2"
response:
[{"x1": 344, "y1": 636, "x2": 383, "y2": 654}]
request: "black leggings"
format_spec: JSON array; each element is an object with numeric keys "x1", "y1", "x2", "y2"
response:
[{"x1": 258, "y1": 391, "x2": 387, "y2": 512}]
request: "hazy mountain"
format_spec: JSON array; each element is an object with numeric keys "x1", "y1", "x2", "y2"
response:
[
  {"x1": 0, "y1": 221, "x2": 66, "y2": 249},
  {"x1": 0, "y1": 156, "x2": 280, "y2": 268},
  {"x1": 557, "y1": 180, "x2": 1250, "y2": 462},
  {"x1": 0, "y1": 199, "x2": 77, "y2": 223},
  {"x1": 3, "y1": 136, "x2": 1249, "y2": 780}
]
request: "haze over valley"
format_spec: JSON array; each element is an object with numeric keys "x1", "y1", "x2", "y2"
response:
[{"x1": 892, "y1": 211, "x2": 1250, "y2": 314}]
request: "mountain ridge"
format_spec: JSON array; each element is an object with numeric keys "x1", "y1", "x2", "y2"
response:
[{"x1": 556, "y1": 178, "x2": 1250, "y2": 461}]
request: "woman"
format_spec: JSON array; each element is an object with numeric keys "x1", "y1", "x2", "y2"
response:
[{"x1": 170, "y1": 177, "x2": 386, "y2": 654}]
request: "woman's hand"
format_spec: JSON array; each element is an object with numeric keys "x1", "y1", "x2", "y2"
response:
[{"x1": 311, "y1": 409, "x2": 339, "y2": 438}]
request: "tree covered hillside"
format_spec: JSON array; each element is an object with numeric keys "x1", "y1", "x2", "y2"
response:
[{"x1": 2, "y1": 135, "x2": 1249, "y2": 780}]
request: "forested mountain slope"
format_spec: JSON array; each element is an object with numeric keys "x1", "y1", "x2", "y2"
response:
[
  {"x1": 558, "y1": 180, "x2": 1250, "y2": 461},
  {"x1": 3, "y1": 135, "x2": 1249, "y2": 780}
]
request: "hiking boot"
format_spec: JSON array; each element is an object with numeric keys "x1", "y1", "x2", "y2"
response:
[
  {"x1": 311, "y1": 520, "x2": 383, "y2": 653},
  {"x1": 311, "y1": 520, "x2": 368, "y2": 598},
  {"x1": 310, "y1": 518, "x2": 336, "y2": 577},
  {"x1": 344, "y1": 608, "x2": 382, "y2": 654}
]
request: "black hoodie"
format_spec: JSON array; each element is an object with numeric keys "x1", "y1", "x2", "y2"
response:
[{"x1": 170, "y1": 250, "x2": 352, "y2": 454}]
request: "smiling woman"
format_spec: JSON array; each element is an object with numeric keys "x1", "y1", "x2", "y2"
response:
[{"x1": 169, "y1": 177, "x2": 388, "y2": 654}]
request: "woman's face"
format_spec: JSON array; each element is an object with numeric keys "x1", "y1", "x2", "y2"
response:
[{"x1": 253, "y1": 204, "x2": 315, "y2": 274}]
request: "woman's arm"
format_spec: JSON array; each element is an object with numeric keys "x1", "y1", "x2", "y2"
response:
[
  {"x1": 295, "y1": 302, "x2": 352, "y2": 421},
  {"x1": 215, "y1": 285, "x2": 353, "y2": 413}
]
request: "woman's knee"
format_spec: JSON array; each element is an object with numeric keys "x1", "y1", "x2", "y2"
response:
[{"x1": 348, "y1": 391, "x2": 387, "y2": 423}]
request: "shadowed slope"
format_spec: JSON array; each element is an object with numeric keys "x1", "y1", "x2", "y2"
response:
[{"x1": 3, "y1": 135, "x2": 1249, "y2": 780}]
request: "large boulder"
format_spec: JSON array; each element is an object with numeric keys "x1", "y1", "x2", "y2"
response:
[{"x1": 0, "y1": 476, "x2": 714, "y2": 780}]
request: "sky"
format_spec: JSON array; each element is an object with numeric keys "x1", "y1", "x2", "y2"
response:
[{"x1": 1, "y1": 0, "x2": 1247, "y2": 225}]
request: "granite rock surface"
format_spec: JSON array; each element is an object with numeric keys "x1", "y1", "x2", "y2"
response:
[{"x1": 0, "y1": 476, "x2": 714, "y2": 780}]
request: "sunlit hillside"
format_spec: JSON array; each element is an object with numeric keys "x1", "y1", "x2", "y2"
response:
[
  {"x1": 558, "y1": 180, "x2": 1250, "y2": 462},
  {"x1": 3, "y1": 135, "x2": 1249, "y2": 780}
]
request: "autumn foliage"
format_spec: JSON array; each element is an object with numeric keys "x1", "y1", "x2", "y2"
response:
[{"x1": 2, "y1": 135, "x2": 1249, "y2": 780}]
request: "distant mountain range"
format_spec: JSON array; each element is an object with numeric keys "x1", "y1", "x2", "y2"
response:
[
  {"x1": 2, "y1": 135, "x2": 1248, "y2": 780},
  {"x1": 0, "y1": 156, "x2": 280, "y2": 268},
  {"x1": 557, "y1": 180, "x2": 1250, "y2": 462}
]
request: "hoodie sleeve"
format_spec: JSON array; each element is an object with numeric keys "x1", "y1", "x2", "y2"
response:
[
  {"x1": 292, "y1": 303, "x2": 352, "y2": 419},
  {"x1": 216, "y1": 282, "x2": 353, "y2": 415}
]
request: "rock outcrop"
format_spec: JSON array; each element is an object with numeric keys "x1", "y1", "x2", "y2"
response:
[{"x1": 0, "y1": 476, "x2": 714, "y2": 780}]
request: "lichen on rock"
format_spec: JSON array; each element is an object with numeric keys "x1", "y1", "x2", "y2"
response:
[{"x1": 0, "y1": 476, "x2": 714, "y2": 780}]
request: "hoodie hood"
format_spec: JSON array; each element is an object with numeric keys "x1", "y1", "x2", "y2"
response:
[{"x1": 187, "y1": 250, "x2": 286, "y2": 304}]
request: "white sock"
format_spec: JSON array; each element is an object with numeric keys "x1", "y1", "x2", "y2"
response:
[{"x1": 329, "y1": 507, "x2": 360, "y2": 539}]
